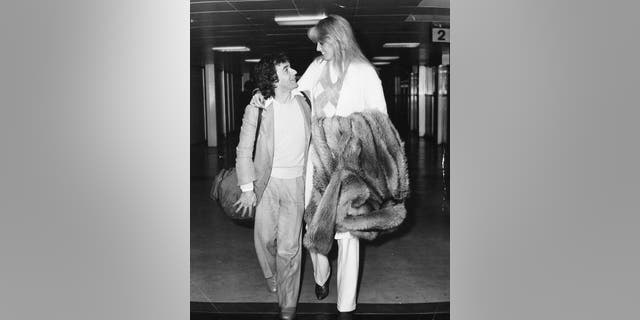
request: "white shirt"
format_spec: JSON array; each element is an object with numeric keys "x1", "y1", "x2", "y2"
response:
[
  {"x1": 239, "y1": 94, "x2": 306, "y2": 192},
  {"x1": 271, "y1": 98, "x2": 306, "y2": 178}
]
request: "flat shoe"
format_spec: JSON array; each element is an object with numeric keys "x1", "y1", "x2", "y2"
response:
[
  {"x1": 314, "y1": 282, "x2": 329, "y2": 300},
  {"x1": 266, "y1": 276, "x2": 277, "y2": 293}
]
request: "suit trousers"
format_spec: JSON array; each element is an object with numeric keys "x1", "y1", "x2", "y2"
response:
[
  {"x1": 254, "y1": 176, "x2": 304, "y2": 310},
  {"x1": 309, "y1": 234, "x2": 360, "y2": 312}
]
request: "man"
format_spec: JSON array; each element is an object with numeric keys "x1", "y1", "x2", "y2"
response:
[{"x1": 234, "y1": 53, "x2": 311, "y2": 320}]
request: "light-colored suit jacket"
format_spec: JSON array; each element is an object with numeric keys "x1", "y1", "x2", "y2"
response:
[{"x1": 235, "y1": 92, "x2": 312, "y2": 204}]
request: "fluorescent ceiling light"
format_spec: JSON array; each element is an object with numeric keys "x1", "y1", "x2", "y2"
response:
[
  {"x1": 244, "y1": 59, "x2": 260, "y2": 63},
  {"x1": 373, "y1": 56, "x2": 400, "y2": 61},
  {"x1": 275, "y1": 14, "x2": 326, "y2": 26},
  {"x1": 212, "y1": 46, "x2": 250, "y2": 52},
  {"x1": 382, "y1": 42, "x2": 420, "y2": 48},
  {"x1": 373, "y1": 61, "x2": 391, "y2": 66}
]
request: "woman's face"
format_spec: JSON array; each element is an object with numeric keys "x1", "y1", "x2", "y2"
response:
[{"x1": 316, "y1": 40, "x2": 335, "y2": 61}]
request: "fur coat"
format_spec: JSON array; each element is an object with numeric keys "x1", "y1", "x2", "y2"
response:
[{"x1": 303, "y1": 110, "x2": 410, "y2": 255}]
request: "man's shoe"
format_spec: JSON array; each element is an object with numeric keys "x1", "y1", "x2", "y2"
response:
[
  {"x1": 337, "y1": 311, "x2": 353, "y2": 320},
  {"x1": 280, "y1": 307, "x2": 296, "y2": 320},
  {"x1": 314, "y1": 282, "x2": 329, "y2": 300},
  {"x1": 266, "y1": 276, "x2": 277, "y2": 293}
]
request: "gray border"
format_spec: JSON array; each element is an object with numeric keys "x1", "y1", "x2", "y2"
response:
[
  {"x1": 452, "y1": 0, "x2": 640, "y2": 319},
  {"x1": 2, "y1": 0, "x2": 640, "y2": 319},
  {"x1": 0, "y1": 1, "x2": 189, "y2": 319}
]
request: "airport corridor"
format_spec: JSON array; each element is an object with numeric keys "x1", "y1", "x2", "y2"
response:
[{"x1": 191, "y1": 132, "x2": 449, "y2": 319}]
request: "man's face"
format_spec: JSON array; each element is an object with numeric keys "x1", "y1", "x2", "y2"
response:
[{"x1": 274, "y1": 62, "x2": 298, "y2": 91}]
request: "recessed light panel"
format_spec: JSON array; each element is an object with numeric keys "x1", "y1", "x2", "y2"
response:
[
  {"x1": 373, "y1": 56, "x2": 400, "y2": 61},
  {"x1": 211, "y1": 46, "x2": 250, "y2": 52},
  {"x1": 382, "y1": 42, "x2": 420, "y2": 48},
  {"x1": 274, "y1": 14, "x2": 327, "y2": 26}
]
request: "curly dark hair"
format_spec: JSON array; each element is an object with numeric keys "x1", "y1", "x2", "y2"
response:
[{"x1": 253, "y1": 52, "x2": 290, "y2": 99}]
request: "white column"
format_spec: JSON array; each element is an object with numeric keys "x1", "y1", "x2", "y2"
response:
[
  {"x1": 418, "y1": 65, "x2": 427, "y2": 137},
  {"x1": 409, "y1": 66, "x2": 418, "y2": 132},
  {"x1": 437, "y1": 65, "x2": 449, "y2": 144},
  {"x1": 220, "y1": 71, "x2": 228, "y2": 136},
  {"x1": 204, "y1": 63, "x2": 217, "y2": 147}
]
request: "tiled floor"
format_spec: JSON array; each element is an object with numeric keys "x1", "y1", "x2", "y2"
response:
[
  {"x1": 191, "y1": 301, "x2": 450, "y2": 319},
  {"x1": 191, "y1": 131, "x2": 449, "y2": 316}
]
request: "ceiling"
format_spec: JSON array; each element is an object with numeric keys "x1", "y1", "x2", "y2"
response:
[{"x1": 190, "y1": 0, "x2": 450, "y2": 68}]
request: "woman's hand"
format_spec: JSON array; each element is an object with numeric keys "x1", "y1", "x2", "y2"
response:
[{"x1": 249, "y1": 90, "x2": 265, "y2": 108}]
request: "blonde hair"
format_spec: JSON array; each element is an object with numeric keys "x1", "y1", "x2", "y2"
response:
[{"x1": 307, "y1": 15, "x2": 371, "y2": 74}]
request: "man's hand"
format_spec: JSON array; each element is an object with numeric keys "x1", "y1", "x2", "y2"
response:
[
  {"x1": 249, "y1": 91, "x2": 265, "y2": 108},
  {"x1": 233, "y1": 191, "x2": 257, "y2": 218}
]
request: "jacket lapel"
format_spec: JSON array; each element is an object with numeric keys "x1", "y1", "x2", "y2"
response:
[{"x1": 262, "y1": 101, "x2": 275, "y2": 163}]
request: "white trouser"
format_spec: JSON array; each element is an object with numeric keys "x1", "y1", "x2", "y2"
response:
[
  {"x1": 309, "y1": 233, "x2": 360, "y2": 312},
  {"x1": 305, "y1": 150, "x2": 360, "y2": 312}
]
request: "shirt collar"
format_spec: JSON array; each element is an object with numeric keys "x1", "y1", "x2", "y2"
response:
[{"x1": 264, "y1": 90, "x2": 302, "y2": 108}]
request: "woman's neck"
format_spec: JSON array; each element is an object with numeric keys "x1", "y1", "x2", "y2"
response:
[{"x1": 330, "y1": 60, "x2": 345, "y2": 73}]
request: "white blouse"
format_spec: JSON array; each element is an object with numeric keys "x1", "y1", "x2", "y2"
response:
[{"x1": 297, "y1": 58, "x2": 387, "y2": 117}]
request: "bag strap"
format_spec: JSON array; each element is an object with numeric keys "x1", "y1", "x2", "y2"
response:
[
  {"x1": 251, "y1": 107, "x2": 263, "y2": 160},
  {"x1": 300, "y1": 91, "x2": 312, "y2": 110}
]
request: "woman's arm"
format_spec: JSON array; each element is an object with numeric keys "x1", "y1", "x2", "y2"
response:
[
  {"x1": 362, "y1": 65, "x2": 388, "y2": 115},
  {"x1": 297, "y1": 57, "x2": 324, "y2": 92}
]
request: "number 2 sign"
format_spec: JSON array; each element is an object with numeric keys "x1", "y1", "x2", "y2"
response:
[{"x1": 432, "y1": 28, "x2": 450, "y2": 43}]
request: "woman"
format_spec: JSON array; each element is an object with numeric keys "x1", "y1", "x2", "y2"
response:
[{"x1": 297, "y1": 15, "x2": 407, "y2": 316}]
